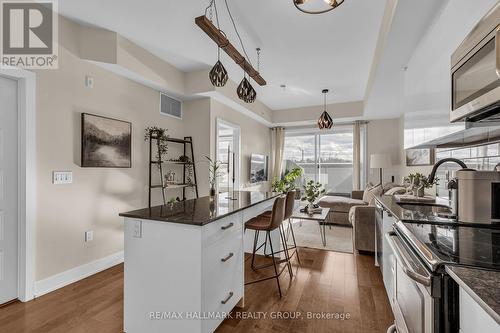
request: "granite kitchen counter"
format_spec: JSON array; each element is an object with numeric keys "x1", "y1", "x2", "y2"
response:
[
  {"x1": 446, "y1": 266, "x2": 500, "y2": 325},
  {"x1": 119, "y1": 191, "x2": 279, "y2": 226}
]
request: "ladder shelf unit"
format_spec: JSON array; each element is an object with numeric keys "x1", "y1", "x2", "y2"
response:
[{"x1": 148, "y1": 132, "x2": 199, "y2": 208}]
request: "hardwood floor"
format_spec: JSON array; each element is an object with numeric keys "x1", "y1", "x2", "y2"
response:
[{"x1": 0, "y1": 248, "x2": 393, "y2": 333}]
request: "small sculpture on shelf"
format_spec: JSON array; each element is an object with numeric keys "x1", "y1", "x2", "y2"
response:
[{"x1": 164, "y1": 171, "x2": 176, "y2": 187}]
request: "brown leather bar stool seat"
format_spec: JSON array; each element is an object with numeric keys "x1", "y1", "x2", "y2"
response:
[
  {"x1": 260, "y1": 191, "x2": 301, "y2": 267},
  {"x1": 244, "y1": 195, "x2": 290, "y2": 298}
]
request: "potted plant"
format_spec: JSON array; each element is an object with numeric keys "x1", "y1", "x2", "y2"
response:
[
  {"x1": 205, "y1": 156, "x2": 222, "y2": 198},
  {"x1": 404, "y1": 172, "x2": 438, "y2": 197},
  {"x1": 271, "y1": 167, "x2": 303, "y2": 196},
  {"x1": 144, "y1": 126, "x2": 169, "y2": 162},
  {"x1": 301, "y1": 180, "x2": 326, "y2": 214}
]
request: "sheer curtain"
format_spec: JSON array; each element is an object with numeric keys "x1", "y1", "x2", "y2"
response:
[{"x1": 271, "y1": 127, "x2": 286, "y2": 180}]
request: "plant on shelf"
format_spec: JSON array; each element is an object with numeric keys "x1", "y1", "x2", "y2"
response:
[
  {"x1": 144, "y1": 126, "x2": 169, "y2": 162},
  {"x1": 271, "y1": 167, "x2": 303, "y2": 193},
  {"x1": 404, "y1": 172, "x2": 439, "y2": 197},
  {"x1": 301, "y1": 180, "x2": 325, "y2": 211},
  {"x1": 206, "y1": 156, "x2": 222, "y2": 197}
]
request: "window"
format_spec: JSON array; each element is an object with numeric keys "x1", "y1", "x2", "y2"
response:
[
  {"x1": 282, "y1": 125, "x2": 366, "y2": 195},
  {"x1": 434, "y1": 143, "x2": 500, "y2": 199}
]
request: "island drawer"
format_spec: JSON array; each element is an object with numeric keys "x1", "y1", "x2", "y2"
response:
[
  {"x1": 203, "y1": 230, "x2": 243, "y2": 278},
  {"x1": 202, "y1": 213, "x2": 243, "y2": 248}
]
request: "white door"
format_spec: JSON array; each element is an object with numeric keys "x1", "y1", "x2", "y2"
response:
[{"x1": 0, "y1": 76, "x2": 18, "y2": 304}]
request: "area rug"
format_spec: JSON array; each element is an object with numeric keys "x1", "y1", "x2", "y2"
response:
[{"x1": 289, "y1": 220, "x2": 353, "y2": 253}]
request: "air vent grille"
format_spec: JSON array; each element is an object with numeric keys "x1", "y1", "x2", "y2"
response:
[{"x1": 160, "y1": 93, "x2": 182, "y2": 119}]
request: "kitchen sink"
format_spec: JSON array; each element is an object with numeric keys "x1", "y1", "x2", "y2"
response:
[{"x1": 397, "y1": 202, "x2": 455, "y2": 219}]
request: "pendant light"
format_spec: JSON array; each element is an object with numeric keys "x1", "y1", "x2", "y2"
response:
[
  {"x1": 209, "y1": 47, "x2": 228, "y2": 87},
  {"x1": 237, "y1": 75, "x2": 256, "y2": 103},
  {"x1": 318, "y1": 89, "x2": 333, "y2": 129},
  {"x1": 294, "y1": 0, "x2": 345, "y2": 14}
]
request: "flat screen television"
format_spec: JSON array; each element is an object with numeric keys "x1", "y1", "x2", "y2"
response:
[{"x1": 250, "y1": 154, "x2": 268, "y2": 183}]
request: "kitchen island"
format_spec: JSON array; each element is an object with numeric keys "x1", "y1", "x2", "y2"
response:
[{"x1": 119, "y1": 191, "x2": 279, "y2": 333}]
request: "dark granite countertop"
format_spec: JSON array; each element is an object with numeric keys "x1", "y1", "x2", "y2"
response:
[
  {"x1": 446, "y1": 266, "x2": 500, "y2": 325},
  {"x1": 119, "y1": 191, "x2": 279, "y2": 226}
]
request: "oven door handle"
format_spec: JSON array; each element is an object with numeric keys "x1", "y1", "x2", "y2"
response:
[{"x1": 386, "y1": 232, "x2": 432, "y2": 286}]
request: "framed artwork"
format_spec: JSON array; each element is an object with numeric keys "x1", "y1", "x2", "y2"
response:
[
  {"x1": 406, "y1": 148, "x2": 434, "y2": 166},
  {"x1": 81, "y1": 113, "x2": 132, "y2": 168}
]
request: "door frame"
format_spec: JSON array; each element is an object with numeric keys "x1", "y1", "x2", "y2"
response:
[
  {"x1": 215, "y1": 118, "x2": 241, "y2": 191},
  {"x1": 0, "y1": 68, "x2": 36, "y2": 302}
]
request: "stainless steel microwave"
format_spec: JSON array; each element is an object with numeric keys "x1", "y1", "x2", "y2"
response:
[{"x1": 451, "y1": 2, "x2": 500, "y2": 123}]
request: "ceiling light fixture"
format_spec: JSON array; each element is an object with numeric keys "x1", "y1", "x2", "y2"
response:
[
  {"x1": 294, "y1": 0, "x2": 344, "y2": 14},
  {"x1": 318, "y1": 89, "x2": 333, "y2": 129},
  {"x1": 209, "y1": 48, "x2": 228, "y2": 87},
  {"x1": 237, "y1": 75, "x2": 257, "y2": 103},
  {"x1": 197, "y1": 0, "x2": 265, "y2": 103}
]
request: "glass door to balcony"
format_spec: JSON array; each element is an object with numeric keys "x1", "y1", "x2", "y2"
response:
[
  {"x1": 283, "y1": 125, "x2": 361, "y2": 196},
  {"x1": 318, "y1": 129, "x2": 354, "y2": 194}
]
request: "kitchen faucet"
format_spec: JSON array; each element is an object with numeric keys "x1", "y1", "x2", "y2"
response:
[
  {"x1": 427, "y1": 158, "x2": 469, "y2": 217},
  {"x1": 427, "y1": 158, "x2": 468, "y2": 184}
]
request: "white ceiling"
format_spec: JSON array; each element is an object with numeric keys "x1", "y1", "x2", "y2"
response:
[
  {"x1": 363, "y1": 0, "x2": 450, "y2": 119},
  {"x1": 58, "y1": 0, "x2": 387, "y2": 110}
]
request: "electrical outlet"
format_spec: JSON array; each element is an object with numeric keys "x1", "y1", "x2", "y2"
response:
[
  {"x1": 85, "y1": 230, "x2": 93, "y2": 242},
  {"x1": 132, "y1": 220, "x2": 142, "y2": 238},
  {"x1": 85, "y1": 75, "x2": 94, "y2": 88},
  {"x1": 53, "y1": 171, "x2": 73, "y2": 184}
]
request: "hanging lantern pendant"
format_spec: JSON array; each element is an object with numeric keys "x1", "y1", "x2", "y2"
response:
[
  {"x1": 318, "y1": 89, "x2": 333, "y2": 129},
  {"x1": 237, "y1": 75, "x2": 257, "y2": 103},
  {"x1": 209, "y1": 47, "x2": 228, "y2": 87}
]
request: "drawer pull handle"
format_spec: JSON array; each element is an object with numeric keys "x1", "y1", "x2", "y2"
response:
[
  {"x1": 221, "y1": 253, "x2": 234, "y2": 262},
  {"x1": 221, "y1": 222, "x2": 234, "y2": 230},
  {"x1": 221, "y1": 291, "x2": 234, "y2": 304}
]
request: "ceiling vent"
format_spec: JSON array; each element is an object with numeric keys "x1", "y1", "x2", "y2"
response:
[{"x1": 160, "y1": 92, "x2": 182, "y2": 119}]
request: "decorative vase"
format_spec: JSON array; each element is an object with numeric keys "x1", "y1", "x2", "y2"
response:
[
  {"x1": 416, "y1": 186, "x2": 425, "y2": 197},
  {"x1": 306, "y1": 203, "x2": 314, "y2": 216},
  {"x1": 209, "y1": 185, "x2": 216, "y2": 198}
]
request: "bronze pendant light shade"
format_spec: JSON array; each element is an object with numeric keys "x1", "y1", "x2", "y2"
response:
[
  {"x1": 209, "y1": 48, "x2": 228, "y2": 87},
  {"x1": 237, "y1": 76, "x2": 257, "y2": 103},
  {"x1": 318, "y1": 89, "x2": 333, "y2": 129}
]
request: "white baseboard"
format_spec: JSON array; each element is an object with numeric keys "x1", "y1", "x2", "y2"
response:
[{"x1": 34, "y1": 251, "x2": 124, "y2": 298}]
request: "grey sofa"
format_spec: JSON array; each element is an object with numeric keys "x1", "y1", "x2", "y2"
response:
[{"x1": 318, "y1": 190, "x2": 375, "y2": 253}]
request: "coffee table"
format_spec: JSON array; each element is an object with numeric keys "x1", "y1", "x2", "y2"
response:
[{"x1": 291, "y1": 207, "x2": 330, "y2": 246}]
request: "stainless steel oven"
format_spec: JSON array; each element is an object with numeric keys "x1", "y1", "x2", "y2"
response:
[
  {"x1": 386, "y1": 231, "x2": 436, "y2": 333},
  {"x1": 451, "y1": 2, "x2": 500, "y2": 122}
]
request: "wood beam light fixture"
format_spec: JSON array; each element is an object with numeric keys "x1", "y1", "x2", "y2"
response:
[{"x1": 195, "y1": 15, "x2": 266, "y2": 86}]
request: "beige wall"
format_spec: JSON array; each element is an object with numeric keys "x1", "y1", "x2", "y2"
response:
[
  {"x1": 366, "y1": 118, "x2": 402, "y2": 185},
  {"x1": 183, "y1": 98, "x2": 211, "y2": 197},
  {"x1": 210, "y1": 100, "x2": 271, "y2": 192}
]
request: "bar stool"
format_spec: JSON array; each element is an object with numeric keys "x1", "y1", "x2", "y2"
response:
[
  {"x1": 261, "y1": 191, "x2": 301, "y2": 267},
  {"x1": 244, "y1": 195, "x2": 288, "y2": 297}
]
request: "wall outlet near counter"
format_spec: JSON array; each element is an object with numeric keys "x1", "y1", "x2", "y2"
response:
[{"x1": 85, "y1": 230, "x2": 93, "y2": 242}]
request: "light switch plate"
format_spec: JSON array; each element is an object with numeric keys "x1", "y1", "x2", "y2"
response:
[
  {"x1": 85, "y1": 230, "x2": 93, "y2": 242},
  {"x1": 53, "y1": 171, "x2": 73, "y2": 184}
]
